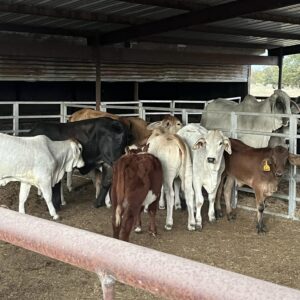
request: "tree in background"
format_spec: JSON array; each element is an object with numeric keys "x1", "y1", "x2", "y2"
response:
[{"x1": 251, "y1": 54, "x2": 300, "y2": 88}]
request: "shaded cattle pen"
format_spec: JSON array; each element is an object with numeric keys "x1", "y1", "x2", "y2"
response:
[{"x1": 0, "y1": 0, "x2": 300, "y2": 299}]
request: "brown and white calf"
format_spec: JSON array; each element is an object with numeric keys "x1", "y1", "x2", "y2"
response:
[
  {"x1": 217, "y1": 138, "x2": 300, "y2": 233},
  {"x1": 110, "y1": 151, "x2": 163, "y2": 242}
]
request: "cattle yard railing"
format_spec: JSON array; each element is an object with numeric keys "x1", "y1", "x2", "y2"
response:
[
  {"x1": 1, "y1": 207, "x2": 300, "y2": 300},
  {"x1": 0, "y1": 97, "x2": 299, "y2": 221}
]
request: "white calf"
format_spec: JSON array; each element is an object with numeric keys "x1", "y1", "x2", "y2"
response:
[
  {"x1": 147, "y1": 130, "x2": 195, "y2": 231},
  {"x1": 176, "y1": 124, "x2": 231, "y2": 229},
  {"x1": 0, "y1": 133, "x2": 84, "y2": 219}
]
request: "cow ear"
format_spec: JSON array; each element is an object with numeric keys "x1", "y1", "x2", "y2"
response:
[
  {"x1": 147, "y1": 121, "x2": 163, "y2": 130},
  {"x1": 143, "y1": 143, "x2": 149, "y2": 152},
  {"x1": 192, "y1": 137, "x2": 206, "y2": 150},
  {"x1": 224, "y1": 137, "x2": 232, "y2": 154},
  {"x1": 288, "y1": 153, "x2": 300, "y2": 166}
]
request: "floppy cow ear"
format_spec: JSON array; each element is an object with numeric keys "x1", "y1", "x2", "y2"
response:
[
  {"x1": 224, "y1": 137, "x2": 232, "y2": 154},
  {"x1": 288, "y1": 153, "x2": 300, "y2": 166},
  {"x1": 192, "y1": 137, "x2": 206, "y2": 150},
  {"x1": 261, "y1": 158, "x2": 272, "y2": 172},
  {"x1": 147, "y1": 121, "x2": 163, "y2": 130}
]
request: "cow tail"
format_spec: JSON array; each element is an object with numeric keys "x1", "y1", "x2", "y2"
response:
[
  {"x1": 175, "y1": 135, "x2": 187, "y2": 191},
  {"x1": 115, "y1": 205, "x2": 122, "y2": 226}
]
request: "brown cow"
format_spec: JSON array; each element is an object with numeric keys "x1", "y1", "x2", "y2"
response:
[
  {"x1": 217, "y1": 138, "x2": 300, "y2": 233},
  {"x1": 110, "y1": 150, "x2": 163, "y2": 242}
]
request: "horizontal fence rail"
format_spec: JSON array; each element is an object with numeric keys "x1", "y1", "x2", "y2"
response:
[{"x1": 1, "y1": 208, "x2": 300, "y2": 300}]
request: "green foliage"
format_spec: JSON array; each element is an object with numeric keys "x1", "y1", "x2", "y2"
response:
[{"x1": 251, "y1": 54, "x2": 300, "y2": 88}]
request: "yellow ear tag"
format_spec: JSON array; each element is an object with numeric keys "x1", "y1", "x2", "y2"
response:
[{"x1": 263, "y1": 160, "x2": 270, "y2": 172}]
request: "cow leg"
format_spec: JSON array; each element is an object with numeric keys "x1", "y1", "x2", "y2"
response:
[
  {"x1": 159, "y1": 186, "x2": 165, "y2": 210},
  {"x1": 164, "y1": 182, "x2": 175, "y2": 231},
  {"x1": 224, "y1": 176, "x2": 236, "y2": 221},
  {"x1": 66, "y1": 171, "x2": 73, "y2": 192},
  {"x1": 41, "y1": 186, "x2": 59, "y2": 220},
  {"x1": 184, "y1": 179, "x2": 195, "y2": 231},
  {"x1": 174, "y1": 178, "x2": 182, "y2": 210},
  {"x1": 147, "y1": 199, "x2": 158, "y2": 236},
  {"x1": 52, "y1": 182, "x2": 62, "y2": 210},
  {"x1": 112, "y1": 206, "x2": 122, "y2": 239},
  {"x1": 120, "y1": 208, "x2": 135, "y2": 242},
  {"x1": 19, "y1": 183, "x2": 31, "y2": 214},
  {"x1": 215, "y1": 173, "x2": 226, "y2": 219},
  {"x1": 207, "y1": 189, "x2": 218, "y2": 223},
  {"x1": 255, "y1": 190, "x2": 267, "y2": 234},
  {"x1": 134, "y1": 208, "x2": 143, "y2": 233},
  {"x1": 193, "y1": 178, "x2": 204, "y2": 230},
  {"x1": 61, "y1": 181, "x2": 66, "y2": 206},
  {"x1": 95, "y1": 164, "x2": 112, "y2": 208}
]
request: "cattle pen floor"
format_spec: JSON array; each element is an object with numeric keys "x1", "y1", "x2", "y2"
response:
[{"x1": 1, "y1": 177, "x2": 300, "y2": 300}]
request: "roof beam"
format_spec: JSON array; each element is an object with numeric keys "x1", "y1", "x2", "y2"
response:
[
  {"x1": 0, "y1": 3, "x2": 141, "y2": 25},
  {"x1": 0, "y1": 39, "x2": 278, "y2": 65},
  {"x1": 119, "y1": 0, "x2": 206, "y2": 11},
  {"x1": 188, "y1": 25, "x2": 300, "y2": 41},
  {"x1": 243, "y1": 12, "x2": 300, "y2": 25},
  {"x1": 139, "y1": 35, "x2": 273, "y2": 50},
  {"x1": 269, "y1": 44, "x2": 300, "y2": 56},
  {"x1": 99, "y1": 0, "x2": 300, "y2": 45},
  {"x1": 0, "y1": 23, "x2": 92, "y2": 37}
]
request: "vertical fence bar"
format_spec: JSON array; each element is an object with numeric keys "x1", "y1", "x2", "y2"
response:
[
  {"x1": 288, "y1": 115, "x2": 297, "y2": 219},
  {"x1": 230, "y1": 112, "x2": 238, "y2": 208},
  {"x1": 60, "y1": 102, "x2": 67, "y2": 123},
  {"x1": 182, "y1": 109, "x2": 188, "y2": 125},
  {"x1": 98, "y1": 273, "x2": 116, "y2": 300},
  {"x1": 13, "y1": 102, "x2": 19, "y2": 135}
]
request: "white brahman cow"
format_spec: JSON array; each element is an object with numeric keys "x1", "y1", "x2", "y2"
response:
[
  {"x1": 175, "y1": 124, "x2": 232, "y2": 229},
  {"x1": 146, "y1": 129, "x2": 195, "y2": 231},
  {"x1": 201, "y1": 90, "x2": 296, "y2": 148},
  {"x1": 0, "y1": 133, "x2": 84, "y2": 219}
]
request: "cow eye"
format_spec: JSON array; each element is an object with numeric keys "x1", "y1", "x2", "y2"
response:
[{"x1": 219, "y1": 142, "x2": 223, "y2": 146}]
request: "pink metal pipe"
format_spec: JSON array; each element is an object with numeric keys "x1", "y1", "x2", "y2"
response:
[{"x1": 0, "y1": 207, "x2": 300, "y2": 300}]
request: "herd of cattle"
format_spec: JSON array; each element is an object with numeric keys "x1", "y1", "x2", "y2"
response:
[{"x1": 0, "y1": 90, "x2": 300, "y2": 242}]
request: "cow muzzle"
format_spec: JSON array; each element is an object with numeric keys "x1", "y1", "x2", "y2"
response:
[{"x1": 207, "y1": 157, "x2": 216, "y2": 164}]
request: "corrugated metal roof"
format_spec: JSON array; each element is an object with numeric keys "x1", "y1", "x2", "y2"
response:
[{"x1": 0, "y1": 0, "x2": 298, "y2": 53}]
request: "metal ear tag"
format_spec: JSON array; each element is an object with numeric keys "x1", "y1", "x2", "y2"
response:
[{"x1": 263, "y1": 160, "x2": 270, "y2": 172}]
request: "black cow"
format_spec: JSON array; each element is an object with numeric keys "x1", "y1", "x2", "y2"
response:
[{"x1": 28, "y1": 117, "x2": 132, "y2": 209}]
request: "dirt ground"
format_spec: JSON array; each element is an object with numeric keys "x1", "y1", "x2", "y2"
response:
[{"x1": 1, "y1": 177, "x2": 300, "y2": 300}]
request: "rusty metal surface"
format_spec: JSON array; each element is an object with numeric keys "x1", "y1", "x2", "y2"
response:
[{"x1": 0, "y1": 207, "x2": 300, "y2": 300}]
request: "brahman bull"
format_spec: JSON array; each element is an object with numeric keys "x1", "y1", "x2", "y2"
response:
[
  {"x1": 0, "y1": 133, "x2": 84, "y2": 219},
  {"x1": 201, "y1": 90, "x2": 297, "y2": 148}
]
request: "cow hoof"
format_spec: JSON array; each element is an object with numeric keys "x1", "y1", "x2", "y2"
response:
[
  {"x1": 106, "y1": 203, "x2": 112, "y2": 209},
  {"x1": 165, "y1": 224, "x2": 173, "y2": 231},
  {"x1": 209, "y1": 217, "x2": 216, "y2": 224},
  {"x1": 67, "y1": 187, "x2": 72, "y2": 193},
  {"x1": 53, "y1": 215, "x2": 60, "y2": 220},
  {"x1": 188, "y1": 224, "x2": 196, "y2": 231},
  {"x1": 159, "y1": 205, "x2": 166, "y2": 210},
  {"x1": 215, "y1": 210, "x2": 223, "y2": 219},
  {"x1": 134, "y1": 226, "x2": 142, "y2": 233},
  {"x1": 195, "y1": 223, "x2": 202, "y2": 231},
  {"x1": 175, "y1": 204, "x2": 182, "y2": 210},
  {"x1": 149, "y1": 231, "x2": 157, "y2": 237},
  {"x1": 227, "y1": 212, "x2": 236, "y2": 221},
  {"x1": 94, "y1": 202, "x2": 105, "y2": 208},
  {"x1": 256, "y1": 224, "x2": 267, "y2": 234}
]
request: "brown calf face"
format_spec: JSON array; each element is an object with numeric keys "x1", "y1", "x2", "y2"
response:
[{"x1": 268, "y1": 146, "x2": 289, "y2": 177}]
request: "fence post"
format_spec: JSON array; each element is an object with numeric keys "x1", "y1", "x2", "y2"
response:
[
  {"x1": 230, "y1": 112, "x2": 238, "y2": 208},
  {"x1": 60, "y1": 102, "x2": 67, "y2": 123},
  {"x1": 182, "y1": 109, "x2": 188, "y2": 125},
  {"x1": 13, "y1": 102, "x2": 19, "y2": 135},
  {"x1": 98, "y1": 273, "x2": 116, "y2": 300},
  {"x1": 288, "y1": 115, "x2": 297, "y2": 219}
]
